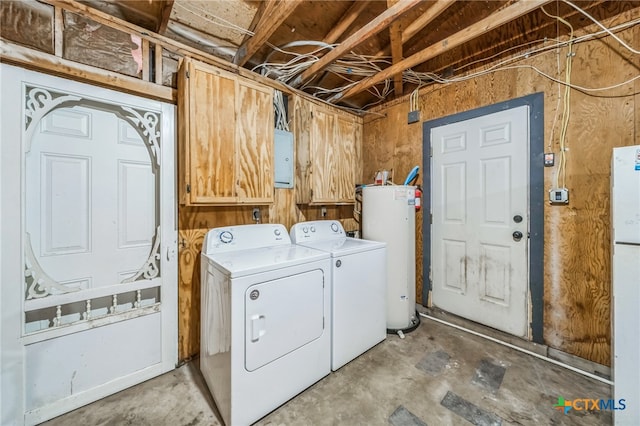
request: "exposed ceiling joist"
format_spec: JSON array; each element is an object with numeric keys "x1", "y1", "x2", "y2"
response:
[
  {"x1": 290, "y1": 0, "x2": 422, "y2": 88},
  {"x1": 375, "y1": 0, "x2": 457, "y2": 57},
  {"x1": 233, "y1": 0, "x2": 303, "y2": 67},
  {"x1": 330, "y1": 0, "x2": 553, "y2": 103},
  {"x1": 240, "y1": 0, "x2": 277, "y2": 46},
  {"x1": 323, "y1": 0, "x2": 372, "y2": 44},
  {"x1": 402, "y1": 0, "x2": 457, "y2": 46},
  {"x1": 156, "y1": 0, "x2": 174, "y2": 34},
  {"x1": 387, "y1": 0, "x2": 404, "y2": 97}
]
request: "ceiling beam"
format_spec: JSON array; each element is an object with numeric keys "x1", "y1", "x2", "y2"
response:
[
  {"x1": 233, "y1": 0, "x2": 303, "y2": 67},
  {"x1": 290, "y1": 0, "x2": 422, "y2": 88},
  {"x1": 323, "y1": 0, "x2": 372, "y2": 44},
  {"x1": 375, "y1": 0, "x2": 456, "y2": 57},
  {"x1": 387, "y1": 0, "x2": 404, "y2": 97},
  {"x1": 156, "y1": 0, "x2": 174, "y2": 34},
  {"x1": 240, "y1": 0, "x2": 277, "y2": 46},
  {"x1": 329, "y1": 0, "x2": 553, "y2": 103},
  {"x1": 402, "y1": 0, "x2": 457, "y2": 46}
]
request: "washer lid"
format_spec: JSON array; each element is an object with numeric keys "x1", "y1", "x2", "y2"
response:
[
  {"x1": 203, "y1": 244, "x2": 329, "y2": 278},
  {"x1": 296, "y1": 237, "x2": 386, "y2": 257}
]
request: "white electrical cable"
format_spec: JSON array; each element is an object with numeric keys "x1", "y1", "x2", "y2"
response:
[
  {"x1": 273, "y1": 90, "x2": 289, "y2": 131},
  {"x1": 249, "y1": 0, "x2": 639, "y2": 112},
  {"x1": 419, "y1": 313, "x2": 613, "y2": 386},
  {"x1": 562, "y1": 0, "x2": 640, "y2": 55},
  {"x1": 176, "y1": 2, "x2": 255, "y2": 38}
]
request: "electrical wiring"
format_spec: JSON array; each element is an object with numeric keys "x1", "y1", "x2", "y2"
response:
[
  {"x1": 562, "y1": 0, "x2": 640, "y2": 55},
  {"x1": 401, "y1": 13, "x2": 640, "y2": 92},
  {"x1": 175, "y1": 2, "x2": 255, "y2": 38},
  {"x1": 540, "y1": 5, "x2": 574, "y2": 190},
  {"x1": 178, "y1": 0, "x2": 640, "y2": 114},
  {"x1": 273, "y1": 90, "x2": 289, "y2": 131}
]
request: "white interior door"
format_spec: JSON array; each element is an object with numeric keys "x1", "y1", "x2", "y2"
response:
[
  {"x1": 431, "y1": 106, "x2": 529, "y2": 337},
  {"x1": 1, "y1": 64, "x2": 177, "y2": 425}
]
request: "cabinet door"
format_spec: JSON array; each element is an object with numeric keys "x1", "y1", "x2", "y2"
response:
[
  {"x1": 188, "y1": 61, "x2": 237, "y2": 204},
  {"x1": 335, "y1": 114, "x2": 359, "y2": 203},
  {"x1": 236, "y1": 80, "x2": 274, "y2": 204},
  {"x1": 292, "y1": 96, "x2": 362, "y2": 205},
  {"x1": 293, "y1": 95, "x2": 313, "y2": 204},
  {"x1": 310, "y1": 105, "x2": 339, "y2": 203}
]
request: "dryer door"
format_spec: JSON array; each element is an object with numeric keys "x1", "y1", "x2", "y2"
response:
[{"x1": 245, "y1": 269, "x2": 325, "y2": 371}]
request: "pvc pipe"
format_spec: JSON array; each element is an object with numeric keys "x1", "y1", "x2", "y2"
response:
[{"x1": 418, "y1": 313, "x2": 613, "y2": 386}]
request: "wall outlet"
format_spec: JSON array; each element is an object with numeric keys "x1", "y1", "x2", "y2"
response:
[
  {"x1": 549, "y1": 188, "x2": 569, "y2": 204},
  {"x1": 252, "y1": 208, "x2": 261, "y2": 222}
]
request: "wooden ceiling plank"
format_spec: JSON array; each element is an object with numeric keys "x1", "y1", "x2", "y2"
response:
[
  {"x1": 233, "y1": 0, "x2": 303, "y2": 67},
  {"x1": 388, "y1": 0, "x2": 404, "y2": 97},
  {"x1": 291, "y1": 0, "x2": 422, "y2": 88},
  {"x1": 156, "y1": 0, "x2": 174, "y2": 35},
  {"x1": 323, "y1": 0, "x2": 372, "y2": 44},
  {"x1": 330, "y1": 0, "x2": 553, "y2": 102}
]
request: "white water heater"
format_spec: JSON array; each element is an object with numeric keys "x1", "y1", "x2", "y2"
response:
[{"x1": 362, "y1": 185, "x2": 417, "y2": 331}]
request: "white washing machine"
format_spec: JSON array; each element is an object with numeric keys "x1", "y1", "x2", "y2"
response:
[
  {"x1": 200, "y1": 224, "x2": 331, "y2": 426},
  {"x1": 290, "y1": 220, "x2": 387, "y2": 371}
]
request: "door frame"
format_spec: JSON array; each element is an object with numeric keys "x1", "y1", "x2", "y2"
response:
[{"x1": 422, "y1": 93, "x2": 544, "y2": 343}]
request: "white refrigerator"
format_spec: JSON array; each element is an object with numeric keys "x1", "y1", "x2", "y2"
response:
[{"x1": 611, "y1": 145, "x2": 640, "y2": 425}]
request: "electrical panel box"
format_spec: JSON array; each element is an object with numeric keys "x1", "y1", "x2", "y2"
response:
[
  {"x1": 274, "y1": 129, "x2": 294, "y2": 189},
  {"x1": 549, "y1": 188, "x2": 569, "y2": 204}
]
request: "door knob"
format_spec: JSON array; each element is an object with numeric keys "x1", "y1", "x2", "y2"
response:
[
  {"x1": 513, "y1": 215, "x2": 523, "y2": 223},
  {"x1": 512, "y1": 231, "x2": 523, "y2": 241}
]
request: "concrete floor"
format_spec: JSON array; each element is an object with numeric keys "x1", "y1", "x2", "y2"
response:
[{"x1": 43, "y1": 316, "x2": 612, "y2": 426}]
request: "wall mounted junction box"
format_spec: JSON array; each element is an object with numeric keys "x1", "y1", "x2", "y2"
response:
[{"x1": 549, "y1": 188, "x2": 569, "y2": 204}]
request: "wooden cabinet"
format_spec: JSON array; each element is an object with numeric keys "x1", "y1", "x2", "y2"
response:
[
  {"x1": 178, "y1": 58, "x2": 274, "y2": 205},
  {"x1": 293, "y1": 95, "x2": 362, "y2": 205}
]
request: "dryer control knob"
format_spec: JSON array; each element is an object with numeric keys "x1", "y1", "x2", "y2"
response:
[
  {"x1": 330, "y1": 222, "x2": 339, "y2": 232},
  {"x1": 274, "y1": 229, "x2": 281, "y2": 236},
  {"x1": 310, "y1": 226, "x2": 316, "y2": 232},
  {"x1": 219, "y1": 231, "x2": 233, "y2": 244},
  {"x1": 303, "y1": 226, "x2": 308, "y2": 233},
  {"x1": 336, "y1": 260, "x2": 342, "y2": 267}
]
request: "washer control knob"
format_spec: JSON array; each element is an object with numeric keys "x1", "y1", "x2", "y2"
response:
[
  {"x1": 303, "y1": 226, "x2": 308, "y2": 233},
  {"x1": 274, "y1": 229, "x2": 281, "y2": 236},
  {"x1": 310, "y1": 226, "x2": 316, "y2": 232},
  {"x1": 330, "y1": 222, "x2": 339, "y2": 232},
  {"x1": 336, "y1": 260, "x2": 342, "y2": 267},
  {"x1": 219, "y1": 231, "x2": 233, "y2": 244}
]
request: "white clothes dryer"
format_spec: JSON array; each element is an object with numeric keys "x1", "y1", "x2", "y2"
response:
[
  {"x1": 290, "y1": 220, "x2": 387, "y2": 371},
  {"x1": 200, "y1": 224, "x2": 331, "y2": 426}
]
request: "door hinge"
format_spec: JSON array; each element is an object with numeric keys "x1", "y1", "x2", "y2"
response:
[
  {"x1": 186, "y1": 71, "x2": 190, "y2": 78},
  {"x1": 311, "y1": 111, "x2": 314, "y2": 119},
  {"x1": 186, "y1": 184, "x2": 191, "y2": 193},
  {"x1": 310, "y1": 189, "x2": 313, "y2": 198},
  {"x1": 430, "y1": 213, "x2": 433, "y2": 224},
  {"x1": 323, "y1": 317, "x2": 325, "y2": 329},
  {"x1": 430, "y1": 146, "x2": 433, "y2": 157}
]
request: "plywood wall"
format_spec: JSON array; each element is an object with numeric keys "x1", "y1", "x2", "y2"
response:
[{"x1": 363, "y1": 10, "x2": 639, "y2": 366}]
